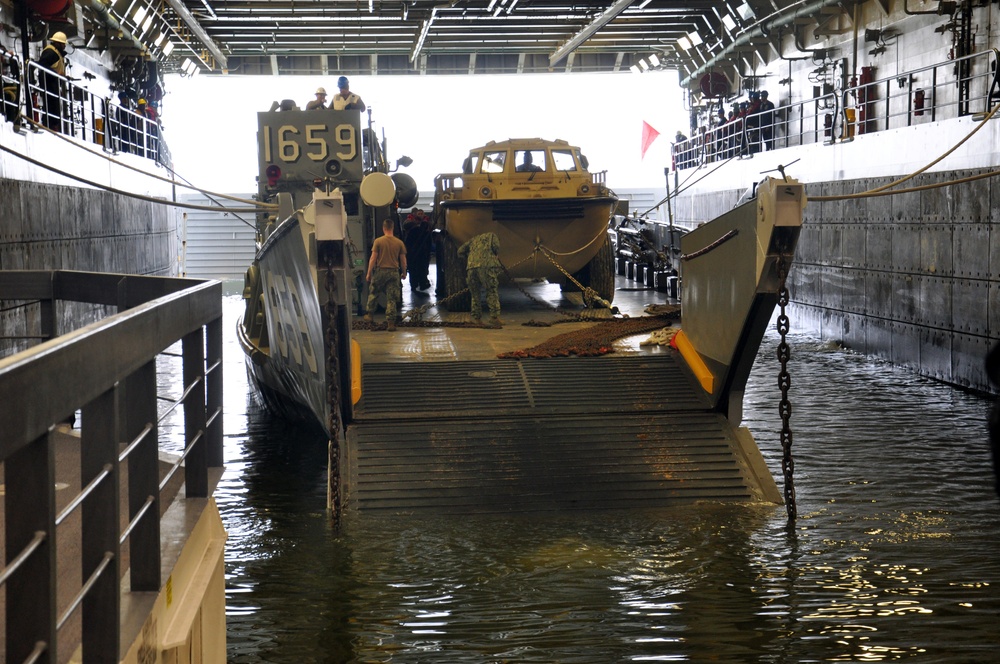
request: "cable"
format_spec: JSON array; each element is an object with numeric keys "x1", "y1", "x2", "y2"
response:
[
  {"x1": 811, "y1": 101, "x2": 1000, "y2": 201},
  {"x1": 23, "y1": 116, "x2": 268, "y2": 208},
  {"x1": 0, "y1": 140, "x2": 263, "y2": 213}
]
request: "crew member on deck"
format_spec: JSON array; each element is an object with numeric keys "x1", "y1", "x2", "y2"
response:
[
  {"x1": 331, "y1": 76, "x2": 366, "y2": 111},
  {"x1": 36, "y1": 31, "x2": 68, "y2": 132},
  {"x1": 306, "y1": 86, "x2": 327, "y2": 110},
  {"x1": 459, "y1": 232, "x2": 503, "y2": 328},
  {"x1": 365, "y1": 218, "x2": 407, "y2": 331}
]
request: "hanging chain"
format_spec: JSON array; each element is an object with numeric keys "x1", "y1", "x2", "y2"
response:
[
  {"x1": 776, "y1": 255, "x2": 796, "y2": 521},
  {"x1": 323, "y1": 250, "x2": 343, "y2": 528}
]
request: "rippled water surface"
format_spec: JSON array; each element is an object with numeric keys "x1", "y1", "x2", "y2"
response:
[{"x1": 214, "y1": 294, "x2": 1000, "y2": 663}]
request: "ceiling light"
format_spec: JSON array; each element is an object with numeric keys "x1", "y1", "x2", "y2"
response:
[
  {"x1": 722, "y1": 14, "x2": 736, "y2": 31},
  {"x1": 737, "y1": 3, "x2": 754, "y2": 20},
  {"x1": 687, "y1": 31, "x2": 703, "y2": 47},
  {"x1": 649, "y1": 53, "x2": 660, "y2": 67},
  {"x1": 132, "y1": 5, "x2": 147, "y2": 24},
  {"x1": 141, "y1": 15, "x2": 154, "y2": 36},
  {"x1": 639, "y1": 58, "x2": 650, "y2": 70},
  {"x1": 677, "y1": 35, "x2": 692, "y2": 51},
  {"x1": 162, "y1": 41, "x2": 174, "y2": 56},
  {"x1": 630, "y1": 64, "x2": 642, "y2": 74}
]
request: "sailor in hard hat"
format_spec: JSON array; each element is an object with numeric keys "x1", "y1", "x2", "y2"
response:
[
  {"x1": 331, "y1": 76, "x2": 365, "y2": 111},
  {"x1": 305, "y1": 86, "x2": 327, "y2": 110},
  {"x1": 37, "y1": 31, "x2": 68, "y2": 131}
]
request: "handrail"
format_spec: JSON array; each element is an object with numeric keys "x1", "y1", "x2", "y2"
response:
[
  {"x1": 671, "y1": 49, "x2": 999, "y2": 171},
  {"x1": 0, "y1": 270, "x2": 223, "y2": 664},
  {"x1": 0, "y1": 50, "x2": 171, "y2": 169}
]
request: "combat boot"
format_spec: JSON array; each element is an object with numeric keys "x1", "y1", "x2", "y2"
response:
[
  {"x1": 386, "y1": 320, "x2": 396, "y2": 331},
  {"x1": 363, "y1": 313, "x2": 373, "y2": 323},
  {"x1": 488, "y1": 316, "x2": 503, "y2": 328}
]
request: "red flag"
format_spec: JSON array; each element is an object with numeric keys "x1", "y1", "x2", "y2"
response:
[{"x1": 641, "y1": 121, "x2": 660, "y2": 159}]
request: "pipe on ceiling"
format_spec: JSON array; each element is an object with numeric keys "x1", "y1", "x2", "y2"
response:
[
  {"x1": 86, "y1": 0, "x2": 147, "y2": 55},
  {"x1": 163, "y1": 0, "x2": 228, "y2": 69},
  {"x1": 680, "y1": 0, "x2": 845, "y2": 87}
]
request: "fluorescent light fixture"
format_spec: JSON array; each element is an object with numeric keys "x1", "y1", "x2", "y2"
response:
[
  {"x1": 191, "y1": 66, "x2": 200, "y2": 76},
  {"x1": 687, "y1": 30, "x2": 703, "y2": 46},
  {"x1": 637, "y1": 0, "x2": 654, "y2": 8},
  {"x1": 737, "y1": 2, "x2": 754, "y2": 20},
  {"x1": 677, "y1": 35, "x2": 692, "y2": 51},
  {"x1": 639, "y1": 58, "x2": 650, "y2": 70},
  {"x1": 722, "y1": 14, "x2": 736, "y2": 31},
  {"x1": 630, "y1": 64, "x2": 642, "y2": 74},
  {"x1": 133, "y1": 5, "x2": 147, "y2": 24},
  {"x1": 156, "y1": 32, "x2": 167, "y2": 47},
  {"x1": 141, "y1": 15, "x2": 154, "y2": 35},
  {"x1": 649, "y1": 53, "x2": 660, "y2": 67},
  {"x1": 182, "y1": 57, "x2": 193, "y2": 71},
  {"x1": 162, "y1": 41, "x2": 174, "y2": 56}
]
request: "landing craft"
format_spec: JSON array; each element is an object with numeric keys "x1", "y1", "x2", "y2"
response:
[{"x1": 237, "y1": 105, "x2": 415, "y2": 431}]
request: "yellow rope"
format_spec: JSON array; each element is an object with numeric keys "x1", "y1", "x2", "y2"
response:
[{"x1": 811, "y1": 102, "x2": 1000, "y2": 202}]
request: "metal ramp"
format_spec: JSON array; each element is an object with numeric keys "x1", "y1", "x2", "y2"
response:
[{"x1": 344, "y1": 355, "x2": 781, "y2": 513}]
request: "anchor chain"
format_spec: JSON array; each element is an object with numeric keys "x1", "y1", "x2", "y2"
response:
[
  {"x1": 776, "y1": 255, "x2": 796, "y2": 521},
  {"x1": 323, "y1": 250, "x2": 343, "y2": 527}
]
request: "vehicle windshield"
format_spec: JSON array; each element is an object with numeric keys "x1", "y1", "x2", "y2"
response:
[
  {"x1": 481, "y1": 151, "x2": 506, "y2": 173},
  {"x1": 515, "y1": 150, "x2": 546, "y2": 172},
  {"x1": 552, "y1": 149, "x2": 578, "y2": 171}
]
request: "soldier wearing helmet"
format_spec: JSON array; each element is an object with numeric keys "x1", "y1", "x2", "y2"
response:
[
  {"x1": 331, "y1": 75, "x2": 365, "y2": 111},
  {"x1": 306, "y1": 86, "x2": 327, "y2": 110},
  {"x1": 36, "y1": 31, "x2": 68, "y2": 131}
]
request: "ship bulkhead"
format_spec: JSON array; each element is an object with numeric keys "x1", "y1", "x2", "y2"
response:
[{"x1": 670, "y1": 1, "x2": 1000, "y2": 392}]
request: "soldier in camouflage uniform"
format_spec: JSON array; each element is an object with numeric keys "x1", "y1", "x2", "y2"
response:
[
  {"x1": 365, "y1": 219, "x2": 407, "y2": 331},
  {"x1": 458, "y1": 232, "x2": 502, "y2": 327}
]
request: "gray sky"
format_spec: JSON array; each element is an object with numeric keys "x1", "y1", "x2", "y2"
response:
[{"x1": 163, "y1": 70, "x2": 685, "y2": 194}]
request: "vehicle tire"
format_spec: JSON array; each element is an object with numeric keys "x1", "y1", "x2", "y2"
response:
[
  {"x1": 440, "y1": 233, "x2": 471, "y2": 311},
  {"x1": 570, "y1": 234, "x2": 615, "y2": 303}
]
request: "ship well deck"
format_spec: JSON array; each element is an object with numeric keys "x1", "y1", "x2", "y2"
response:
[{"x1": 345, "y1": 272, "x2": 781, "y2": 513}]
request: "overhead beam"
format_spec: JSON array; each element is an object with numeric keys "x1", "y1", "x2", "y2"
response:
[
  {"x1": 549, "y1": 0, "x2": 635, "y2": 66},
  {"x1": 164, "y1": 0, "x2": 228, "y2": 69}
]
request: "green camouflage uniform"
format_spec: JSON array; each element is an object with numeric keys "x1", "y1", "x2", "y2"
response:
[
  {"x1": 458, "y1": 232, "x2": 501, "y2": 321},
  {"x1": 366, "y1": 234, "x2": 406, "y2": 323}
]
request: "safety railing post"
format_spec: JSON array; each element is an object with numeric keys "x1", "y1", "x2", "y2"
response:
[
  {"x1": 124, "y1": 360, "x2": 160, "y2": 592},
  {"x1": 183, "y1": 328, "x2": 209, "y2": 497},
  {"x1": 81, "y1": 387, "x2": 121, "y2": 663},
  {"x1": 206, "y1": 316, "x2": 224, "y2": 468},
  {"x1": 5, "y1": 432, "x2": 57, "y2": 664}
]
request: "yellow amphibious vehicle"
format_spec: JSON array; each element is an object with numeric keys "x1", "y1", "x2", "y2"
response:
[{"x1": 432, "y1": 138, "x2": 618, "y2": 308}]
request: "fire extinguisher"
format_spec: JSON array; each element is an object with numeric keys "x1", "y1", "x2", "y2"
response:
[{"x1": 914, "y1": 88, "x2": 926, "y2": 116}]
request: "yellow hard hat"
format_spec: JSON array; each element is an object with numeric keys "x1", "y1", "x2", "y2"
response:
[
  {"x1": 315, "y1": 87, "x2": 327, "y2": 95},
  {"x1": 50, "y1": 32, "x2": 68, "y2": 45},
  {"x1": 138, "y1": 98, "x2": 147, "y2": 105}
]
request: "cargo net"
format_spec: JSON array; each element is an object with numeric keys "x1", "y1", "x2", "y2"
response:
[{"x1": 497, "y1": 305, "x2": 680, "y2": 359}]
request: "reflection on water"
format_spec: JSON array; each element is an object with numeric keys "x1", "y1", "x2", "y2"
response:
[{"x1": 215, "y1": 294, "x2": 1000, "y2": 663}]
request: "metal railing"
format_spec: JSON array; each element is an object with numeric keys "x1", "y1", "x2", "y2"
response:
[
  {"x1": 0, "y1": 48, "x2": 170, "y2": 168},
  {"x1": 672, "y1": 49, "x2": 999, "y2": 169},
  {"x1": 0, "y1": 271, "x2": 222, "y2": 664}
]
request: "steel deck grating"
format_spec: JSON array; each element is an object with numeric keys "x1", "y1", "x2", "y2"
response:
[
  {"x1": 345, "y1": 411, "x2": 757, "y2": 513},
  {"x1": 356, "y1": 354, "x2": 709, "y2": 420}
]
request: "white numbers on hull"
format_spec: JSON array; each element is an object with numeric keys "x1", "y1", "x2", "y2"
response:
[
  {"x1": 261, "y1": 122, "x2": 357, "y2": 164},
  {"x1": 264, "y1": 269, "x2": 319, "y2": 376}
]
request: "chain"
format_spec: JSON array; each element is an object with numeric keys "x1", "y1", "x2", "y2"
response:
[
  {"x1": 323, "y1": 249, "x2": 343, "y2": 528},
  {"x1": 776, "y1": 255, "x2": 796, "y2": 521}
]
